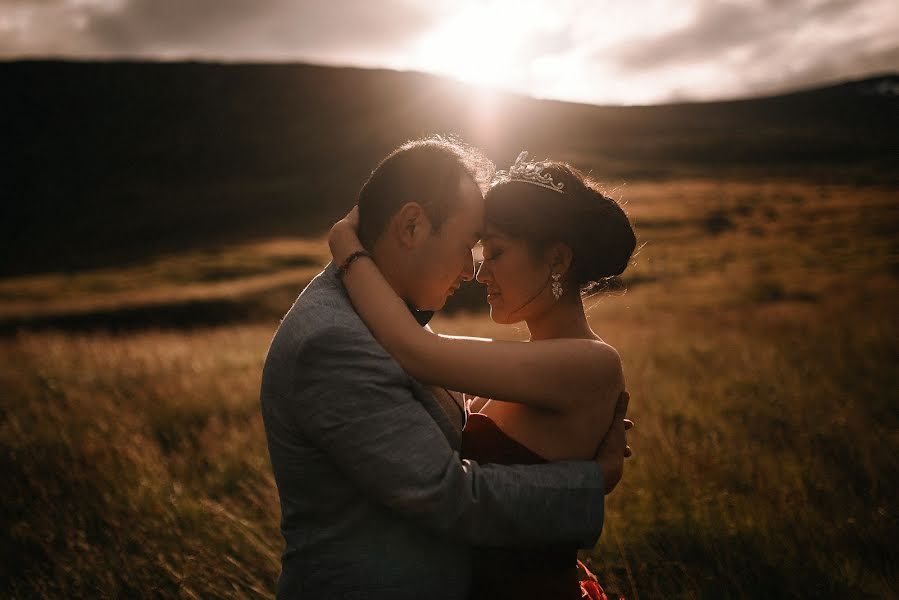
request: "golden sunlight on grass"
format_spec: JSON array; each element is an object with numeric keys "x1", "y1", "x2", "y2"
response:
[
  {"x1": 2, "y1": 180, "x2": 897, "y2": 597},
  {"x1": 2, "y1": 326, "x2": 281, "y2": 597},
  {"x1": 0, "y1": 238, "x2": 330, "y2": 329},
  {"x1": 434, "y1": 180, "x2": 899, "y2": 597}
]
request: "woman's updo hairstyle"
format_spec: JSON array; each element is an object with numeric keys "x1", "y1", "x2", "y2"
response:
[{"x1": 484, "y1": 161, "x2": 636, "y2": 292}]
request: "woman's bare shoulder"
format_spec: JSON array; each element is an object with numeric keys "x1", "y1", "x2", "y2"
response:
[
  {"x1": 559, "y1": 337, "x2": 621, "y2": 363},
  {"x1": 567, "y1": 338, "x2": 623, "y2": 390}
]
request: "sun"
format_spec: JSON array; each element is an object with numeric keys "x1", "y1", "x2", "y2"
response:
[{"x1": 411, "y1": 3, "x2": 551, "y2": 91}]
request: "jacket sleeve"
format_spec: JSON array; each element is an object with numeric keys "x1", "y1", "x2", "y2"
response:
[{"x1": 287, "y1": 324, "x2": 605, "y2": 548}]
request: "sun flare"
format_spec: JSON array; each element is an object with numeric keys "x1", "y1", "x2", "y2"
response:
[
  {"x1": 403, "y1": 0, "x2": 710, "y2": 105},
  {"x1": 412, "y1": 3, "x2": 559, "y2": 91}
]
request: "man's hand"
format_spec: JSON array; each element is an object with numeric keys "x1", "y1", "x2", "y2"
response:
[{"x1": 594, "y1": 390, "x2": 632, "y2": 495}]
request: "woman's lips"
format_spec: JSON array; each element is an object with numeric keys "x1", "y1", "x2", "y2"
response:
[{"x1": 486, "y1": 291, "x2": 501, "y2": 302}]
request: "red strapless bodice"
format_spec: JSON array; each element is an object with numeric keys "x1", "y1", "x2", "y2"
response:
[
  {"x1": 461, "y1": 413, "x2": 609, "y2": 600},
  {"x1": 462, "y1": 412, "x2": 548, "y2": 466}
]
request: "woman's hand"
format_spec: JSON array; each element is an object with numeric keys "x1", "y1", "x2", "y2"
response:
[
  {"x1": 329, "y1": 206, "x2": 364, "y2": 265},
  {"x1": 337, "y1": 205, "x2": 360, "y2": 231}
]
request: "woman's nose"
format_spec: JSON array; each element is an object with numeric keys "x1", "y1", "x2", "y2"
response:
[{"x1": 475, "y1": 261, "x2": 490, "y2": 284}]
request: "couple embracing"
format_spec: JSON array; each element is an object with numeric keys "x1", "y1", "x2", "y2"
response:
[{"x1": 260, "y1": 136, "x2": 636, "y2": 599}]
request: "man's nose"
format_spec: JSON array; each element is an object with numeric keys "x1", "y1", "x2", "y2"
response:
[{"x1": 461, "y1": 255, "x2": 476, "y2": 282}]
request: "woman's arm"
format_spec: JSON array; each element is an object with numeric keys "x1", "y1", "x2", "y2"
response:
[{"x1": 330, "y1": 214, "x2": 623, "y2": 412}]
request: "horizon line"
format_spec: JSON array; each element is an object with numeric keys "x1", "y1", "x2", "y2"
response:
[{"x1": 4, "y1": 55, "x2": 897, "y2": 108}]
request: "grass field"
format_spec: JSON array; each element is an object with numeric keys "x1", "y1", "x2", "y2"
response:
[{"x1": 2, "y1": 179, "x2": 897, "y2": 598}]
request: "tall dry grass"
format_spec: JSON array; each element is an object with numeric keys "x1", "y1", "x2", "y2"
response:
[
  {"x1": 2, "y1": 180, "x2": 897, "y2": 598},
  {"x1": 584, "y1": 301, "x2": 896, "y2": 598},
  {"x1": 1, "y1": 327, "x2": 280, "y2": 597}
]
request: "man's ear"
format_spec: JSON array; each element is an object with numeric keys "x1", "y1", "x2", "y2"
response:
[
  {"x1": 548, "y1": 242, "x2": 573, "y2": 277},
  {"x1": 391, "y1": 202, "x2": 431, "y2": 250}
]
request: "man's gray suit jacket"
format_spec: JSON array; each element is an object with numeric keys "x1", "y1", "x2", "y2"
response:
[{"x1": 260, "y1": 263, "x2": 605, "y2": 599}]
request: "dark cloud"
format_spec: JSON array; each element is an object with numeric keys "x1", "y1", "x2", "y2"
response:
[
  {"x1": 88, "y1": 0, "x2": 440, "y2": 57},
  {"x1": 595, "y1": 0, "x2": 897, "y2": 101},
  {"x1": 607, "y1": 0, "x2": 879, "y2": 71},
  {"x1": 1, "y1": 0, "x2": 440, "y2": 59}
]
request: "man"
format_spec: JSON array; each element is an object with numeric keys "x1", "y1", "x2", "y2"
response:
[{"x1": 260, "y1": 136, "x2": 630, "y2": 599}]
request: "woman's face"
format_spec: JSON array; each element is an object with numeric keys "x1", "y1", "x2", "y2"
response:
[{"x1": 475, "y1": 225, "x2": 555, "y2": 324}]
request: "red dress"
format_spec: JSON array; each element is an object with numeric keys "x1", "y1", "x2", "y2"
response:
[{"x1": 462, "y1": 413, "x2": 611, "y2": 600}]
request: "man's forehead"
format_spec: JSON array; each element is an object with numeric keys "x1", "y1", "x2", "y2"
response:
[
  {"x1": 455, "y1": 173, "x2": 484, "y2": 212},
  {"x1": 458, "y1": 180, "x2": 484, "y2": 208},
  {"x1": 432, "y1": 173, "x2": 481, "y2": 242}
]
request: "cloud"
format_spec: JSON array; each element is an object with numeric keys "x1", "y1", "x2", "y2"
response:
[
  {"x1": 595, "y1": 0, "x2": 899, "y2": 100},
  {"x1": 0, "y1": 0, "x2": 896, "y2": 104},
  {"x1": 0, "y1": 0, "x2": 441, "y2": 62}
]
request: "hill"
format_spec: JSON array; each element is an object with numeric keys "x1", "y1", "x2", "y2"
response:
[
  {"x1": 2, "y1": 65, "x2": 896, "y2": 597},
  {"x1": 2, "y1": 61, "x2": 897, "y2": 276}
]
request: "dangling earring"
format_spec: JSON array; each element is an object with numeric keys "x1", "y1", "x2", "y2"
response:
[{"x1": 551, "y1": 273, "x2": 563, "y2": 300}]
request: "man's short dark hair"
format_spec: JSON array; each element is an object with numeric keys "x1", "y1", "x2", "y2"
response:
[{"x1": 357, "y1": 135, "x2": 494, "y2": 249}]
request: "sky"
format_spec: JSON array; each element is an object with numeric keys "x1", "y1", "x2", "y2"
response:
[{"x1": 1, "y1": 0, "x2": 897, "y2": 105}]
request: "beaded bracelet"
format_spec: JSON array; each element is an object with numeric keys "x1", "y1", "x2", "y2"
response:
[{"x1": 336, "y1": 250, "x2": 372, "y2": 279}]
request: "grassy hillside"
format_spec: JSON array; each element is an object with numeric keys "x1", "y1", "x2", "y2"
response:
[
  {"x1": 2, "y1": 61, "x2": 897, "y2": 598},
  {"x1": 3, "y1": 61, "x2": 897, "y2": 276},
  {"x1": 2, "y1": 179, "x2": 896, "y2": 598}
]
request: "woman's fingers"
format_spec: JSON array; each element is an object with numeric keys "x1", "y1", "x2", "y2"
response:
[
  {"x1": 344, "y1": 205, "x2": 360, "y2": 229},
  {"x1": 595, "y1": 391, "x2": 629, "y2": 493}
]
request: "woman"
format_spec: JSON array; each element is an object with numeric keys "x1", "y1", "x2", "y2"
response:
[{"x1": 329, "y1": 152, "x2": 637, "y2": 599}]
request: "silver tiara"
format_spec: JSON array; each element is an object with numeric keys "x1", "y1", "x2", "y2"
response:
[{"x1": 492, "y1": 151, "x2": 564, "y2": 193}]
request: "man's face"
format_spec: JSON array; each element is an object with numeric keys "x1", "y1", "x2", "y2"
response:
[{"x1": 407, "y1": 174, "x2": 484, "y2": 311}]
